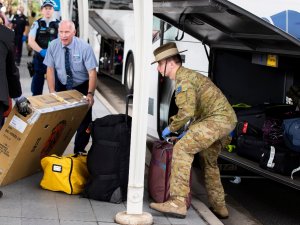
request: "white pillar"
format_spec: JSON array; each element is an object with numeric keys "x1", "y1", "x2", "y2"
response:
[
  {"x1": 60, "y1": 0, "x2": 71, "y2": 20},
  {"x1": 77, "y1": 0, "x2": 89, "y2": 41},
  {"x1": 115, "y1": 0, "x2": 153, "y2": 224}
]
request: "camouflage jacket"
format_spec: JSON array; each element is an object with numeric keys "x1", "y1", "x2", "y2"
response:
[{"x1": 169, "y1": 66, "x2": 237, "y2": 132}]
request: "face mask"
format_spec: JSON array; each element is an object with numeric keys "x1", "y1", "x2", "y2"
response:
[{"x1": 17, "y1": 10, "x2": 21, "y2": 15}]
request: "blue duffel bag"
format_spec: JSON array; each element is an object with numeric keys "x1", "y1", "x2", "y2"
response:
[{"x1": 283, "y1": 118, "x2": 300, "y2": 152}]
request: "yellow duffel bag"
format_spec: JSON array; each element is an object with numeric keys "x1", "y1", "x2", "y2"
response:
[{"x1": 40, "y1": 153, "x2": 89, "y2": 194}]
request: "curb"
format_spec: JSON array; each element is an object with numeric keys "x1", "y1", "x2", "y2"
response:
[{"x1": 191, "y1": 198, "x2": 224, "y2": 225}]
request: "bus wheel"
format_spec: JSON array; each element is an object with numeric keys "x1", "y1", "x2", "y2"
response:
[{"x1": 125, "y1": 54, "x2": 134, "y2": 94}]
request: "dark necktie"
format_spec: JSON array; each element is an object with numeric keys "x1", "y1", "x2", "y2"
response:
[{"x1": 64, "y1": 47, "x2": 73, "y2": 90}]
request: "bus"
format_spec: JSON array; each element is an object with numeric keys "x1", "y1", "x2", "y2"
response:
[{"x1": 65, "y1": 0, "x2": 300, "y2": 189}]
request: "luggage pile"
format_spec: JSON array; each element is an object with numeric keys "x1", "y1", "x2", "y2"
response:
[
  {"x1": 40, "y1": 95, "x2": 132, "y2": 203},
  {"x1": 231, "y1": 103, "x2": 300, "y2": 178}
]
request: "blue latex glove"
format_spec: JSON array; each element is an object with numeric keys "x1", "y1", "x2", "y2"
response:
[
  {"x1": 22, "y1": 35, "x2": 27, "y2": 42},
  {"x1": 177, "y1": 131, "x2": 186, "y2": 140},
  {"x1": 162, "y1": 126, "x2": 171, "y2": 139},
  {"x1": 39, "y1": 49, "x2": 47, "y2": 57}
]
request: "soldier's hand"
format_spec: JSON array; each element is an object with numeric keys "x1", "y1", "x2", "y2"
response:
[
  {"x1": 16, "y1": 96, "x2": 32, "y2": 117},
  {"x1": 177, "y1": 131, "x2": 186, "y2": 140},
  {"x1": 162, "y1": 126, "x2": 171, "y2": 139}
]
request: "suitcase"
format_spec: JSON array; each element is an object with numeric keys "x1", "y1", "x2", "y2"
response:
[
  {"x1": 234, "y1": 105, "x2": 266, "y2": 131},
  {"x1": 83, "y1": 95, "x2": 132, "y2": 203},
  {"x1": 148, "y1": 140, "x2": 192, "y2": 208},
  {"x1": 40, "y1": 153, "x2": 89, "y2": 195}
]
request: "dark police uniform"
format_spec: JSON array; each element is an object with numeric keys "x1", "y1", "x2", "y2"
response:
[
  {"x1": 29, "y1": 18, "x2": 59, "y2": 95},
  {"x1": 12, "y1": 14, "x2": 29, "y2": 64},
  {"x1": 0, "y1": 25, "x2": 22, "y2": 125}
]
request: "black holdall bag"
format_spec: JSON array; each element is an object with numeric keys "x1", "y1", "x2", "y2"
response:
[
  {"x1": 83, "y1": 95, "x2": 132, "y2": 203},
  {"x1": 259, "y1": 145, "x2": 300, "y2": 176},
  {"x1": 236, "y1": 135, "x2": 268, "y2": 162}
]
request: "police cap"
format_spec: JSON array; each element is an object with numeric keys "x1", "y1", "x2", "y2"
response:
[{"x1": 41, "y1": 0, "x2": 55, "y2": 8}]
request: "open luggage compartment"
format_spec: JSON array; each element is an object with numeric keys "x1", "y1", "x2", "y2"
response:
[
  {"x1": 153, "y1": 0, "x2": 300, "y2": 189},
  {"x1": 210, "y1": 48, "x2": 300, "y2": 190}
]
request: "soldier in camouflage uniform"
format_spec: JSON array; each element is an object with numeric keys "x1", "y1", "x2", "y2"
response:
[{"x1": 150, "y1": 42, "x2": 237, "y2": 219}]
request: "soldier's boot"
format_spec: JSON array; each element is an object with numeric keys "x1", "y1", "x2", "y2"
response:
[
  {"x1": 210, "y1": 205, "x2": 229, "y2": 219},
  {"x1": 149, "y1": 196, "x2": 187, "y2": 218}
]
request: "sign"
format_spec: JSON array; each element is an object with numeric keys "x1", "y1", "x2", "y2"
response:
[{"x1": 53, "y1": 0, "x2": 60, "y2": 11}]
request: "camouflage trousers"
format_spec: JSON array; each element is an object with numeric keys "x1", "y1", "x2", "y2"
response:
[{"x1": 170, "y1": 119, "x2": 236, "y2": 208}]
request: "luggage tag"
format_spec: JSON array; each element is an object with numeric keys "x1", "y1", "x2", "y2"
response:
[{"x1": 267, "y1": 146, "x2": 275, "y2": 168}]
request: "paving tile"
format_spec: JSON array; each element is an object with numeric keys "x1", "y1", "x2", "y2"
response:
[
  {"x1": 0, "y1": 200, "x2": 22, "y2": 218},
  {"x1": 60, "y1": 221, "x2": 98, "y2": 225},
  {"x1": 21, "y1": 202, "x2": 59, "y2": 220},
  {"x1": 56, "y1": 194, "x2": 96, "y2": 222},
  {"x1": 91, "y1": 200, "x2": 126, "y2": 223},
  {"x1": 0, "y1": 216, "x2": 21, "y2": 225},
  {"x1": 98, "y1": 222, "x2": 119, "y2": 225},
  {"x1": 21, "y1": 218, "x2": 60, "y2": 225},
  {"x1": 0, "y1": 189, "x2": 22, "y2": 217}
]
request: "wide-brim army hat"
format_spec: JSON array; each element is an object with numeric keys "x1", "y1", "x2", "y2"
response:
[
  {"x1": 41, "y1": 0, "x2": 55, "y2": 8},
  {"x1": 151, "y1": 42, "x2": 187, "y2": 64}
]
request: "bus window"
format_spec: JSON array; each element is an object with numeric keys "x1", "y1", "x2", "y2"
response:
[{"x1": 89, "y1": 0, "x2": 131, "y2": 10}]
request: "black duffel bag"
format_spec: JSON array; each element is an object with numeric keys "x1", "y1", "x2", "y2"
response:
[
  {"x1": 83, "y1": 113, "x2": 132, "y2": 203},
  {"x1": 259, "y1": 145, "x2": 300, "y2": 175},
  {"x1": 236, "y1": 135, "x2": 268, "y2": 162}
]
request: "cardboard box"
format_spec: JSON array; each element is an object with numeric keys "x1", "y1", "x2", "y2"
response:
[{"x1": 0, "y1": 90, "x2": 89, "y2": 186}]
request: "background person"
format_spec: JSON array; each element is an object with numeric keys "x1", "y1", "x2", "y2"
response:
[
  {"x1": 26, "y1": 11, "x2": 36, "y2": 56},
  {"x1": 44, "y1": 20, "x2": 98, "y2": 154},
  {"x1": 11, "y1": 5, "x2": 29, "y2": 66},
  {"x1": 28, "y1": 0, "x2": 59, "y2": 96},
  {"x1": 0, "y1": 15, "x2": 31, "y2": 198},
  {"x1": 149, "y1": 42, "x2": 237, "y2": 219}
]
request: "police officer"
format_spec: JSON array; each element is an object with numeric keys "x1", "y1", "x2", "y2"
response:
[
  {"x1": 149, "y1": 42, "x2": 237, "y2": 219},
  {"x1": 28, "y1": 0, "x2": 59, "y2": 96},
  {"x1": 11, "y1": 5, "x2": 29, "y2": 66},
  {"x1": 44, "y1": 20, "x2": 97, "y2": 154}
]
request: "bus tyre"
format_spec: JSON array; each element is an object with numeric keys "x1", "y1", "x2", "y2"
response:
[{"x1": 125, "y1": 54, "x2": 134, "y2": 94}]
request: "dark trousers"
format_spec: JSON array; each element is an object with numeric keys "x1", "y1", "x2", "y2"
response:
[
  {"x1": 31, "y1": 54, "x2": 46, "y2": 96},
  {"x1": 0, "y1": 102, "x2": 5, "y2": 129},
  {"x1": 55, "y1": 79, "x2": 92, "y2": 153},
  {"x1": 14, "y1": 35, "x2": 23, "y2": 64}
]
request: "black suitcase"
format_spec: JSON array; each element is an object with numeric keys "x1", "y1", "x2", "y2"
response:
[
  {"x1": 234, "y1": 105, "x2": 266, "y2": 131},
  {"x1": 83, "y1": 95, "x2": 132, "y2": 203}
]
